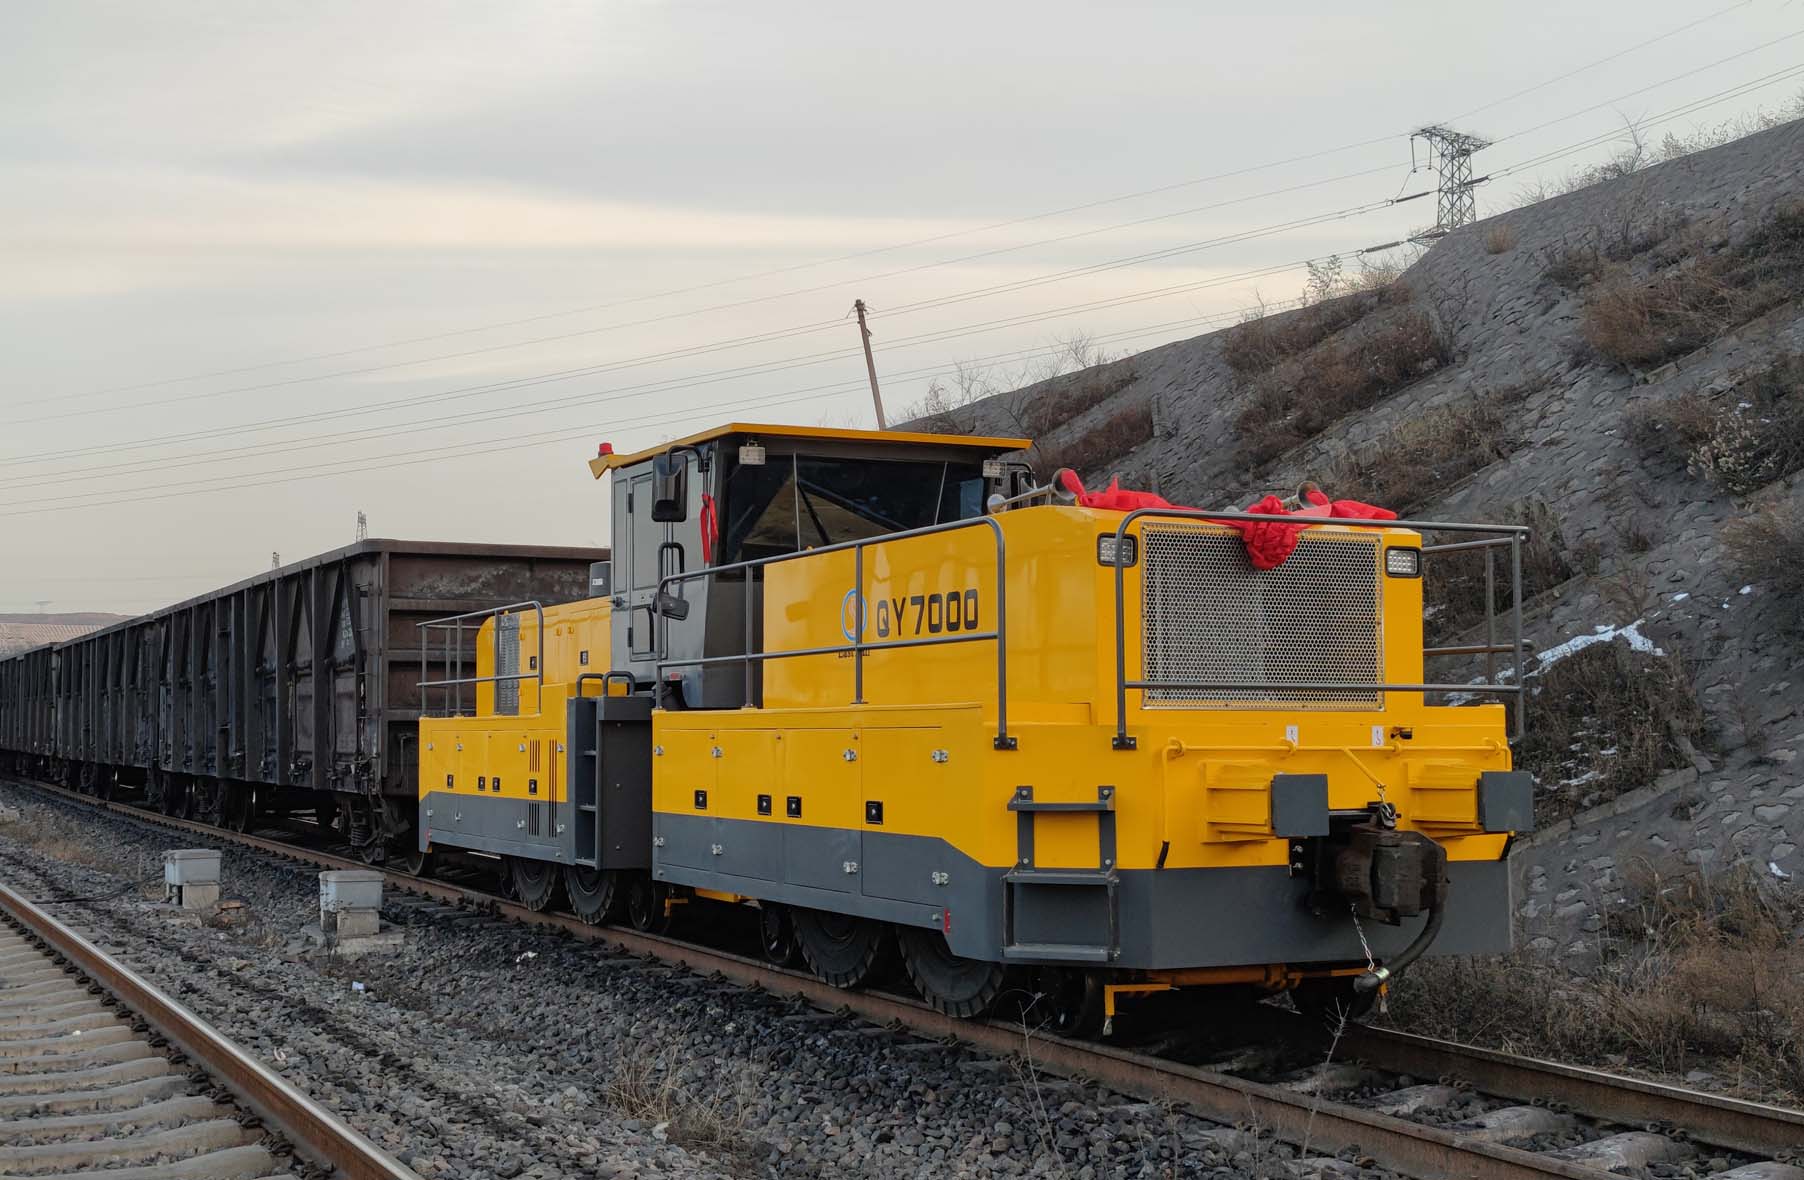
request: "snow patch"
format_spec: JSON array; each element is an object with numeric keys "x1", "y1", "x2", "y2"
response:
[{"x1": 1532, "y1": 619, "x2": 1664, "y2": 671}]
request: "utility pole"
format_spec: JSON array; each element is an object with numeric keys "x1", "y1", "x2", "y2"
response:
[
  {"x1": 1412, "y1": 125, "x2": 1491, "y2": 234},
  {"x1": 355, "y1": 511, "x2": 368, "y2": 542},
  {"x1": 851, "y1": 299, "x2": 887, "y2": 430}
]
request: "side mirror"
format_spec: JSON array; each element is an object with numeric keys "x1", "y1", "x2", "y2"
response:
[{"x1": 651, "y1": 452, "x2": 688, "y2": 522}]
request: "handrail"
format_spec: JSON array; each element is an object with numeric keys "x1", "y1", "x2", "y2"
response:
[
  {"x1": 415, "y1": 601, "x2": 545, "y2": 719},
  {"x1": 655, "y1": 514, "x2": 1016, "y2": 750},
  {"x1": 1107, "y1": 508, "x2": 1530, "y2": 751},
  {"x1": 575, "y1": 671, "x2": 637, "y2": 698}
]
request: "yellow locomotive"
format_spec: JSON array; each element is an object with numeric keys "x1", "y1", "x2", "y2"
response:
[{"x1": 416, "y1": 423, "x2": 1530, "y2": 1031}]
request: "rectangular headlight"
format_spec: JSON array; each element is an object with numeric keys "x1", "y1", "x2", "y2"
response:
[
  {"x1": 1097, "y1": 534, "x2": 1138, "y2": 567},
  {"x1": 1385, "y1": 547, "x2": 1422, "y2": 578}
]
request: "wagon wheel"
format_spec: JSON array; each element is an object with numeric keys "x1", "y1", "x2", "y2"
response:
[
  {"x1": 624, "y1": 873, "x2": 673, "y2": 934},
  {"x1": 898, "y1": 926, "x2": 1008, "y2": 1018},
  {"x1": 202, "y1": 781, "x2": 228, "y2": 828},
  {"x1": 1024, "y1": 967, "x2": 1106, "y2": 1039},
  {"x1": 758, "y1": 904, "x2": 802, "y2": 966},
  {"x1": 791, "y1": 909, "x2": 899, "y2": 989},
  {"x1": 393, "y1": 841, "x2": 433, "y2": 877},
  {"x1": 508, "y1": 856, "x2": 565, "y2": 912},
  {"x1": 222, "y1": 786, "x2": 254, "y2": 833},
  {"x1": 564, "y1": 865, "x2": 622, "y2": 924}
]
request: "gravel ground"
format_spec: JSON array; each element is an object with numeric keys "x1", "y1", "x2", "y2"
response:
[{"x1": 0, "y1": 782, "x2": 1402, "y2": 1179}]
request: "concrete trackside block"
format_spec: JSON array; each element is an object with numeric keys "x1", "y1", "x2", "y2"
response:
[
  {"x1": 163, "y1": 850, "x2": 221, "y2": 910},
  {"x1": 319, "y1": 869, "x2": 384, "y2": 919},
  {"x1": 316, "y1": 869, "x2": 397, "y2": 955}
]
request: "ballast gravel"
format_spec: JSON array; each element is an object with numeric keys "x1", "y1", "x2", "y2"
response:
[{"x1": 0, "y1": 783, "x2": 1406, "y2": 1179}]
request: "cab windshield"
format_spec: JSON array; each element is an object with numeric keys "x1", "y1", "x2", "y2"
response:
[{"x1": 721, "y1": 453, "x2": 986, "y2": 563}]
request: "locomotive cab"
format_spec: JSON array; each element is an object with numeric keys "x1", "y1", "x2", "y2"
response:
[{"x1": 599, "y1": 425, "x2": 1029, "y2": 709}]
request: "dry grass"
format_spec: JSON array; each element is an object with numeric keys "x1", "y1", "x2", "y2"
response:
[
  {"x1": 1234, "y1": 310, "x2": 1453, "y2": 468},
  {"x1": 1019, "y1": 363, "x2": 1139, "y2": 438},
  {"x1": 1323, "y1": 386, "x2": 1537, "y2": 516},
  {"x1": 1625, "y1": 387, "x2": 1718, "y2": 466},
  {"x1": 1723, "y1": 501, "x2": 1804, "y2": 637},
  {"x1": 604, "y1": 1050, "x2": 758, "y2": 1160},
  {"x1": 1388, "y1": 863, "x2": 1804, "y2": 1103},
  {"x1": 1541, "y1": 242, "x2": 1609, "y2": 290},
  {"x1": 1514, "y1": 641, "x2": 1704, "y2": 823},
  {"x1": 1581, "y1": 202, "x2": 1804, "y2": 370},
  {"x1": 1033, "y1": 401, "x2": 1154, "y2": 480},
  {"x1": 1581, "y1": 265, "x2": 1741, "y2": 369},
  {"x1": 1424, "y1": 500, "x2": 1574, "y2": 644},
  {"x1": 0, "y1": 804, "x2": 116, "y2": 871},
  {"x1": 1220, "y1": 292, "x2": 1380, "y2": 376},
  {"x1": 1630, "y1": 354, "x2": 1804, "y2": 495},
  {"x1": 1483, "y1": 223, "x2": 1517, "y2": 255}
]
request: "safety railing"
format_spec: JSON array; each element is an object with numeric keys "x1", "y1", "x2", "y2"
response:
[
  {"x1": 416, "y1": 601, "x2": 545, "y2": 719},
  {"x1": 1106, "y1": 509, "x2": 1531, "y2": 750},
  {"x1": 654, "y1": 515, "x2": 1016, "y2": 749}
]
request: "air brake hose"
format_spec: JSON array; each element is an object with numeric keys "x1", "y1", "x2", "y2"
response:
[{"x1": 1353, "y1": 905, "x2": 1444, "y2": 996}]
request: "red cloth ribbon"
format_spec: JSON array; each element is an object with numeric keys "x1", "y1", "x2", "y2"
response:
[
  {"x1": 1057, "y1": 471, "x2": 1395, "y2": 570},
  {"x1": 699, "y1": 493, "x2": 719, "y2": 564}
]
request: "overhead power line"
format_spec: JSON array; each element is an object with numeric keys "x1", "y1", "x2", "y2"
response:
[
  {"x1": 1483, "y1": 60, "x2": 1804, "y2": 183},
  {"x1": 1, "y1": 185, "x2": 1418, "y2": 460},
  {"x1": 0, "y1": 302, "x2": 1283, "y2": 521},
  {"x1": 0, "y1": 257, "x2": 1325, "y2": 505},
  {"x1": 3, "y1": 160, "x2": 1405, "y2": 427},
  {"x1": 1488, "y1": 25, "x2": 1804, "y2": 148}
]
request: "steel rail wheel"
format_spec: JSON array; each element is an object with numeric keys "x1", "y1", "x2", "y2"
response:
[{"x1": 624, "y1": 873, "x2": 672, "y2": 933}]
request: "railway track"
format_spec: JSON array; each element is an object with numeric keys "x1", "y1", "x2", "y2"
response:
[
  {"x1": 6, "y1": 772, "x2": 1804, "y2": 1180},
  {"x1": 0, "y1": 869, "x2": 416, "y2": 1179}
]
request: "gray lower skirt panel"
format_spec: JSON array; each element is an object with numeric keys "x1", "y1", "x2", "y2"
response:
[
  {"x1": 653, "y1": 812, "x2": 1512, "y2": 969},
  {"x1": 422, "y1": 790, "x2": 569, "y2": 862}
]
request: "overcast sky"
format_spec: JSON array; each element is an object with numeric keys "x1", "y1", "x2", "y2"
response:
[{"x1": 2, "y1": 0, "x2": 1800, "y2": 614}]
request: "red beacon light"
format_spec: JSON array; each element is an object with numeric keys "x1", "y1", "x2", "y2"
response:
[{"x1": 597, "y1": 442, "x2": 614, "y2": 457}]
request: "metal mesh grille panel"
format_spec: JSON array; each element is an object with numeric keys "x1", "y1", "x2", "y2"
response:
[
  {"x1": 1140, "y1": 525, "x2": 1382, "y2": 709},
  {"x1": 495, "y1": 614, "x2": 520, "y2": 716}
]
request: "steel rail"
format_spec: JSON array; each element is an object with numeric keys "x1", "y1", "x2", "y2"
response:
[
  {"x1": 10, "y1": 774, "x2": 1804, "y2": 1179},
  {"x1": 1341, "y1": 1023, "x2": 1804, "y2": 1157},
  {"x1": 0, "y1": 873, "x2": 418, "y2": 1180}
]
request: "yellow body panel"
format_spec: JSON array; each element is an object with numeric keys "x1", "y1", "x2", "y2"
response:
[
  {"x1": 659, "y1": 505, "x2": 1511, "y2": 875},
  {"x1": 419, "y1": 598, "x2": 614, "y2": 809}
]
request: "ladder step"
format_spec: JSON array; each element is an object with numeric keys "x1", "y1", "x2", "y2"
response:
[
  {"x1": 1003, "y1": 942, "x2": 1112, "y2": 964},
  {"x1": 577, "y1": 804, "x2": 597, "y2": 813},
  {"x1": 1005, "y1": 868, "x2": 1116, "y2": 887}
]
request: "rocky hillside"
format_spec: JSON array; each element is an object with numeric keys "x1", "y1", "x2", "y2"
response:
[{"x1": 935, "y1": 117, "x2": 1804, "y2": 961}]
